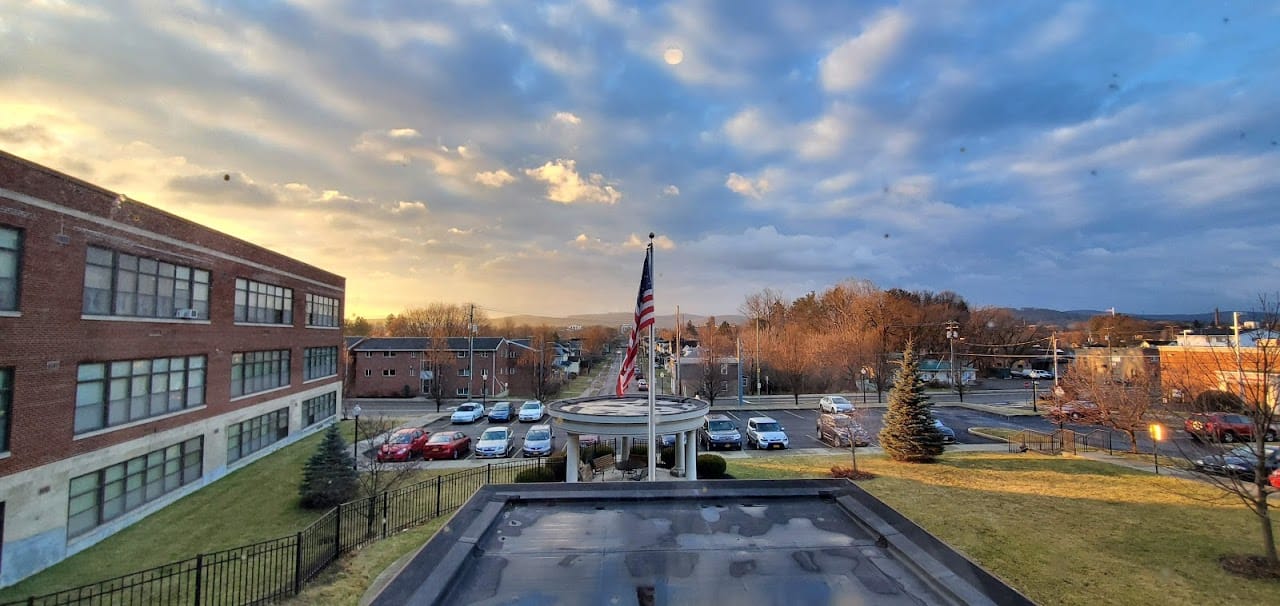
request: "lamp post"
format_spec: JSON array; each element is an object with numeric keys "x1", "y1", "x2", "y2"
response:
[
  {"x1": 859, "y1": 368, "x2": 867, "y2": 405},
  {"x1": 1149, "y1": 422, "x2": 1166, "y2": 475},
  {"x1": 351, "y1": 404, "x2": 362, "y2": 470},
  {"x1": 481, "y1": 369, "x2": 488, "y2": 404},
  {"x1": 945, "y1": 321, "x2": 962, "y2": 402}
]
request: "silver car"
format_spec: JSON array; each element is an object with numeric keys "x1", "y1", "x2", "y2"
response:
[
  {"x1": 522, "y1": 424, "x2": 554, "y2": 457},
  {"x1": 475, "y1": 427, "x2": 514, "y2": 458}
]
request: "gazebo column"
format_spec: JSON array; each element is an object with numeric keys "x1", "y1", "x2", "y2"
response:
[
  {"x1": 566, "y1": 433, "x2": 581, "y2": 483},
  {"x1": 620, "y1": 436, "x2": 631, "y2": 461},
  {"x1": 685, "y1": 430, "x2": 698, "y2": 481},
  {"x1": 674, "y1": 433, "x2": 686, "y2": 476}
]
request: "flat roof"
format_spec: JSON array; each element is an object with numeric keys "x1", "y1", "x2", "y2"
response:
[{"x1": 367, "y1": 480, "x2": 1032, "y2": 606}]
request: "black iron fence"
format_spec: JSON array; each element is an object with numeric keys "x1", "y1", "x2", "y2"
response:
[
  {"x1": 1008, "y1": 429, "x2": 1075, "y2": 455},
  {"x1": 3, "y1": 458, "x2": 545, "y2": 606}
]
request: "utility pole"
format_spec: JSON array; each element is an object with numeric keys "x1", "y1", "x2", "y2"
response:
[
  {"x1": 468, "y1": 304, "x2": 475, "y2": 400},
  {"x1": 755, "y1": 317, "x2": 762, "y2": 396},
  {"x1": 737, "y1": 337, "x2": 744, "y2": 407},
  {"x1": 945, "y1": 321, "x2": 962, "y2": 402},
  {"x1": 674, "y1": 305, "x2": 681, "y2": 395},
  {"x1": 1233, "y1": 312, "x2": 1247, "y2": 402}
]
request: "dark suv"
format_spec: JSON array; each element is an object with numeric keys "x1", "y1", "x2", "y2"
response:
[
  {"x1": 1185, "y1": 412, "x2": 1278, "y2": 443},
  {"x1": 699, "y1": 414, "x2": 742, "y2": 450}
]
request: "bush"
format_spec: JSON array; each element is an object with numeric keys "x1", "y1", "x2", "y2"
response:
[
  {"x1": 660, "y1": 446, "x2": 676, "y2": 468},
  {"x1": 298, "y1": 424, "x2": 359, "y2": 509},
  {"x1": 514, "y1": 467, "x2": 556, "y2": 483},
  {"x1": 546, "y1": 454, "x2": 568, "y2": 482},
  {"x1": 696, "y1": 454, "x2": 727, "y2": 478}
]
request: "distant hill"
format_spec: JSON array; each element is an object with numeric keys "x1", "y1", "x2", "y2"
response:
[{"x1": 1010, "y1": 308, "x2": 1218, "y2": 326}]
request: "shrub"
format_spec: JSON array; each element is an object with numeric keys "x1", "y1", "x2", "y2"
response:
[
  {"x1": 298, "y1": 424, "x2": 358, "y2": 509},
  {"x1": 514, "y1": 467, "x2": 556, "y2": 483},
  {"x1": 546, "y1": 454, "x2": 568, "y2": 482},
  {"x1": 696, "y1": 454, "x2": 727, "y2": 478}
]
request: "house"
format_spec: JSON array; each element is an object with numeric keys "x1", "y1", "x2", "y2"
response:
[
  {"x1": 0, "y1": 151, "x2": 345, "y2": 587},
  {"x1": 675, "y1": 347, "x2": 743, "y2": 401},
  {"x1": 346, "y1": 337, "x2": 534, "y2": 399},
  {"x1": 916, "y1": 359, "x2": 978, "y2": 386}
]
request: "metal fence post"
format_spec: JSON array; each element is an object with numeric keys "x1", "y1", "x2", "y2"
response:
[
  {"x1": 381, "y1": 492, "x2": 389, "y2": 539},
  {"x1": 487, "y1": 463, "x2": 492, "y2": 485},
  {"x1": 435, "y1": 476, "x2": 443, "y2": 518},
  {"x1": 193, "y1": 553, "x2": 204, "y2": 606},
  {"x1": 335, "y1": 503, "x2": 343, "y2": 553},
  {"x1": 293, "y1": 531, "x2": 304, "y2": 595}
]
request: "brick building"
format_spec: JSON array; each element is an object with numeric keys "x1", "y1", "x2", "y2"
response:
[
  {"x1": 346, "y1": 337, "x2": 536, "y2": 400},
  {"x1": 1157, "y1": 330, "x2": 1280, "y2": 409},
  {"x1": 0, "y1": 152, "x2": 345, "y2": 586}
]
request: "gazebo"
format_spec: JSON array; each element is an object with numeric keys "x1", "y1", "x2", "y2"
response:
[{"x1": 547, "y1": 394, "x2": 710, "y2": 482}]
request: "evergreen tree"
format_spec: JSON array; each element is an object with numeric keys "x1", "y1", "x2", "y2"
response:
[
  {"x1": 299, "y1": 424, "x2": 359, "y2": 509},
  {"x1": 878, "y1": 343, "x2": 946, "y2": 463}
]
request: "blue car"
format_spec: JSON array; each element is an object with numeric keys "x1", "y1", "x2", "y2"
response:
[{"x1": 487, "y1": 401, "x2": 512, "y2": 423}]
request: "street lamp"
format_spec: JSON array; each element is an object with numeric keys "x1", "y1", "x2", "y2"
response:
[
  {"x1": 859, "y1": 368, "x2": 868, "y2": 405},
  {"x1": 481, "y1": 369, "x2": 488, "y2": 404},
  {"x1": 945, "y1": 321, "x2": 963, "y2": 402},
  {"x1": 351, "y1": 404, "x2": 362, "y2": 470},
  {"x1": 1149, "y1": 422, "x2": 1166, "y2": 475}
]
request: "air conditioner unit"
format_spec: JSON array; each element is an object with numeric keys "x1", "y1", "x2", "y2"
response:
[{"x1": 174, "y1": 309, "x2": 200, "y2": 319}]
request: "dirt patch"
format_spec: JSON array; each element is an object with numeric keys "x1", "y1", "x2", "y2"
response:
[{"x1": 1219, "y1": 554, "x2": 1280, "y2": 580}]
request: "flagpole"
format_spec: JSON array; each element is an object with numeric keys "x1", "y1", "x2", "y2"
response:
[{"x1": 646, "y1": 236, "x2": 657, "y2": 481}]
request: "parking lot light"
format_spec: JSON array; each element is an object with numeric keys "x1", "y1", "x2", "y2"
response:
[
  {"x1": 1149, "y1": 422, "x2": 1166, "y2": 475},
  {"x1": 352, "y1": 404, "x2": 363, "y2": 470}
]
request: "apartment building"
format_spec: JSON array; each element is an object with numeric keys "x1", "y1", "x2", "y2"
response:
[
  {"x1": 0, "y1": 152, "x2": 345, "y2": 586},
  {"x1": 346, "y1": 337, "x2": 534, "y2": 399}
]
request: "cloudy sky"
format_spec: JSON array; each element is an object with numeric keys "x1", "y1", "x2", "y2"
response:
[{"x1": 4, "y1": 1, "x2": 1279, "y2": 319}]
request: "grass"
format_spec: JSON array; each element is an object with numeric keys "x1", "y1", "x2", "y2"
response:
[
  {"x1": 728, "y1": 452, "x2": 1280, "y2": 606},
  {"x1": 281, "y1": 517, "x2": 449, "y2": 605},
  {"x1": 0, "y1": 425, "x2": 447, "y2": 602}
]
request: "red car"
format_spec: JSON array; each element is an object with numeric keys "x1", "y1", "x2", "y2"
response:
[
  {"x1": 375, "y1": 427, "x2": 431, "y2": 462},
  {"x1": 422, "y1": 431, "x2": 471, "y2": 460},
  {"x1": 1185, "y1": 412, "x2": 1278, "y2": 443},
  {"x1": 1270, "y1": 468, "x2": 1280, "y2": 490}
]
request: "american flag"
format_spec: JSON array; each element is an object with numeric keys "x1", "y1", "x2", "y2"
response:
[{"x1": 616, "y1": 245, "x2": 655, "y2": 396}]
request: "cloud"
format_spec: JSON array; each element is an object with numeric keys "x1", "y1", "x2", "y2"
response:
[
  {"x1": 625, "y1": 233, "x2": 676, "y2": 250},
  {"x1": 474, "y1": 169, "x2": 516, "y2": 187},
  {"x1": 552, "y1": 111, "x2": 582, "y2": 125},
  {"x1": 663, "y1": 185, "x2": 680, "y2": 196},
  {"x1": 523, "y1": 159, "x2": 622, "y2": 204},
  {"x1": 725, "y1": 172, "x2": 770, "y2": 199},
  {"x1": 391, "y1": 200, "x2": 429, "y2": 216},
  {"x1": 167, "y1": 172, "x2": 278, "y2": 207},
  {"x1": 819, "y1": 9, "x2": 910, "y2": 92},
  {"x1": 388, "y1": 128, "x2": 421, "y2": 139}
]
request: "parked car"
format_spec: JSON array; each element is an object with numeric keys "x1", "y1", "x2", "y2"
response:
[
  {"x1": 637, "y1": 378, "x2": 649, "y2": 391},
  {"x1": 1270, "y1": 467, "x2": 1280, "y2": 490},
  {"x1": 579, "y1": 434, "x2": 600, "y2": 447},
  {"x1": 746, "y1": 417, "x2": 789, "y2": 450},
  {"x1": 1048, "y1": 400, "x2": 1103, "y2": 423},
  {"x1": 934, "y1": 419, "x2": 957, "y2": 444},
  {"x1": 816, "y1": 413, "x2": 869, "y2": 447},
  {"x1": 475, "y1": 427, "x2": 515, "y2": 458},
  {"x1": 487, "y1": 401, "x2": 512, "y2": 423},
  {"x1": 518, "y1": 400, "x2": 546, "y2": 422},
  {"x1": 422, "y1": 431, "x2": 471, "y2": 460},
  {"x1": 818, "y1": 395, "x2": 854, "y2": 414},
  {"x1": 1185, "y1": 412, "x2": 1278, "y2": 443},
  {"x1": 451, "y1": 402, "x2": 486, "y2": 424},
  {"x1": 1193, "y1": 445, "x2": 1280, "y2": 481},
  {"x1": 1026, "y1": 369, "x2": 1053, "y2": 379},
  {"x1": 522, "y1": 424, "x2": 554, "y2": 457},
  {"x1": 700, "y1": 414, "x2": 743, "y2": 450},
  {"x1": 375, "y1": 427, "x2": 430, "y2": 462}
]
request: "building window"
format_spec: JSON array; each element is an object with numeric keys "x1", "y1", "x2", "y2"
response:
[
  {"x1": 304, "y1": 293, "x2": 339, "y2": 327},
  {"x1": 457, "y1": 368, "x2": 470, "y2": 377},
  {"x1": 479, "y1": 352, "x2": 489, "y2": 358},
  {"x1": 234, "y1": 278, "x2": 293, "y2": 325},
  {"x1": 363, "y1": 352, "x2": 372, "y2": 358},
  {"x1": 83, "y1": 246, "x2": 210, "y2": 319},
  {"x1": 456, "y1": 387, "x2": 469, "y2": 396},
  {"x1": 303, "y1": 392, "x2": 337, "y2": 427},
  {"x1": 230, "y1": 350, "x2": 291, "y2": 397},
  {"x1": 0, "y1": 367, "x2": 11, "y2": 453},
  {"x1": 227, "y1": 408, "x2": 289, "y2": 463},
  {"x1": 456, "y1": 352, "x2": 466, "y2": 358},
  {"x1": 363, "y1": 369, "x2": 371, "y2": 377},
  {"x1": 382, "y1": 352, "x2": 396, "y2": 358},
  {"x1": 0, "y1": 226, "x2": 21, "y2": 311},
  {"x1": 382, "y1": 369, "x2": 396, "y2": 377},
  {"x1": 304, "y1": 347, "x2": 338, "y2": 381},
  {"x1": 67, "y1": 437, "x2": 203, "y2": 537},
  {"x1": 74, "y1": 356, "x2": 206, "y2": 434}
]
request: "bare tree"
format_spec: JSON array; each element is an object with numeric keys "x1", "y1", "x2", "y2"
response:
[
  {"x1": 1163, "y1": 294, "x2": 1280, "y2": 570},
  {"x1": 1056, "y1": 350, "x2": 1160, "y2": 452},
  {"x1": 353, "y1": 415, "x2": 423, "y2": 539}
]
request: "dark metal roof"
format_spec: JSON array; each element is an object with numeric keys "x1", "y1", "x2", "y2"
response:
[{"x1": 367, "y1": 479, "x2": 1032, "y2": 606}]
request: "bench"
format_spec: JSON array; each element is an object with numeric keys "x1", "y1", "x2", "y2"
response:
[{"x1": 591, "y1": 454, "x2": 616, "y2": 480}]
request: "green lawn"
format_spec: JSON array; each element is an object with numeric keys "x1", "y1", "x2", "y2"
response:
[{"x1": 7, "y1": 432, "x2": 1279, "y2": 605}]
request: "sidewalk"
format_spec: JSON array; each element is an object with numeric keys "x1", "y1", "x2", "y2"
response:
[{"x1": 707, "y1": 394, "x2": 1044, "y2": 417}]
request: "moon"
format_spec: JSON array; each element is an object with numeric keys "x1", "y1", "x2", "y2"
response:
[{"x1": 663, "y1": 47, "x2": 684, "y2": 65}]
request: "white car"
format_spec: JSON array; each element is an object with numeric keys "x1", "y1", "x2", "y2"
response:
[
  {"x1": 475, "y1": 427, "x2": 514, "y2": 458},
  {"x1": 637, "y1": 378, "x2": 649, "y2": 391},
  {"x1": 746, "y1": 417, "x2": 789, "y2": 450},
  {"x1": 1026, "y1": 369, "x2": 1052, "y2": 379},
  {"x1": 450, "y1": 402, "x2": 486, "y2": 424},
  {"x1": 518, "y1": 400, "x2": 546, "y2": 422},
  {"x1": 522, "y1": 424, "x2": 554, "y2": 457},
  {"x1": 818, "y1": 395, "x2": 854, "y2": 414}
]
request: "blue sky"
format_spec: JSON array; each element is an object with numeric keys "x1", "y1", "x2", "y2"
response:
[{"x1": 3, "y1": 1, "x2": 1279, "y2": 319}]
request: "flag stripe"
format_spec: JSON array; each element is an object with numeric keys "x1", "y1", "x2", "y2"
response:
[{"x1": 617, "y1": 246, "x2": 654, "y2": 396}]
